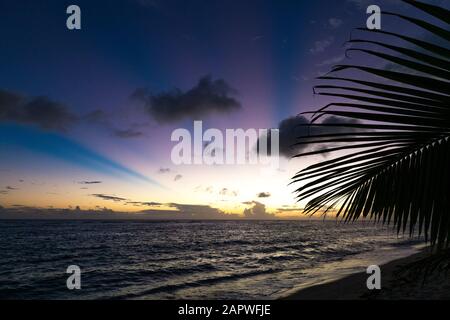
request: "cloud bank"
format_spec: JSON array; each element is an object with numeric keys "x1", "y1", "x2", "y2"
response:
[
  {"x1": 132, "y1": 75, "x2": 241, "y2": 123},
  {"x1": 260, "y1": 115, "x2": 362, "y2": 158},
  {"x1": 243, "y1": 201, "x2": 276, "y2": 220},
  {"x1": 0, "y1": 89, "x2": 77, "y2": 132}
]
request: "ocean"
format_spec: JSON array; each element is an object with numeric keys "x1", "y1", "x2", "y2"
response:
[{"x1": 0, "y1": 220, "x2": 423, "y2": 299}]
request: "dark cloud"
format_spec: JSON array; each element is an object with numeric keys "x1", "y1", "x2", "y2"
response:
[
  {"x1": 0, "y1": 89, "x2": 77, "y2": 131},
  {"x1": 0, "y1": 89, "x2": 143, "y2": 138},
  {"x1": 113, "y1": 128, "x2": 143, "y2": 138},
  {"x1": 257, "y1": 192, "x2": 271, "y2": 198},
  {"x1": 174, "y1": 174, "x2": 183, "y2": 181},
  {"x1": 90, "y1": 194, "x2": 231, "y2": 219},
  {"x1": 133, "y1": 75, "x2": 241, "y2": 123},
  {"x1": 91, "y1": 194, "x2": 128, "y2": 202},
  {"x1": 90, "y1": 192, "x2": 161, "y2": 208},
  {"x1": 78, "y1": 181, "x2": 102, "y2": 185},
  {"x1": 243, "y1": 201, "x2": 276, "y2": 220},
  {"x1": 276, "y1": 207, "x2": 303, "y2": 213},
  {"x1": 140, "y1": 209, "x2": 239, "y2": 220},
  {"x1": 0, "y1": 206, "x2": 132, "y2": 220},
  {"x1": 126, "y1": 201, "x2": 162, "y2": 207},
  {"x1": 158, "y1": 168, "x2": 171, "y2": 174},
  {"x1": 0, "y1": 203, "x2": 305, "y2": 220},
  {"x1": 84, "y1": 109, "x2": 145, "y2": 139},
  {"x1": 0, "y1": 186, "x2": 18, "y2": 195},
  {"x1": 260, "y1": 115, "x2": 361, "y2": 158},
  {"x1": 91, "y1": 193, "x2": 163, "y2": 208},
  {"x1": 0, "y1": 204, "x2": 240, "y2": 220},
  {"x1": 89, "y1": 193, "x2": 161, "y2": 208},
  {"x1": 165, "y1": 203, "x2": 235, "y2": 219}
]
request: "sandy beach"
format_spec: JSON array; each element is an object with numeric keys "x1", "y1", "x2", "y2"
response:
[{"x1": 284, "y1": 248, "x2": 450, "y2": 300}]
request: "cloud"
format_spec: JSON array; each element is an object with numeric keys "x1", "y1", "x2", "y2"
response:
[
  {"x1": 133, "y1": 75, "x2": 241, "y2": 123},
  {"x1": 158, "y1": 168, "x2": 171, "y2": 174},
  {"x1": 219, "y1": 188, "x2": 238, "y2": 197},
  {"x1": 0, "y1": 89, "x2": 142, "y2": 139},
  {"x1": 0, "y1": 89, "x2": 77, "y2": 132},
  {"x1": 113, "y1": 128, "x2": 143, "y2": 138},
  {"x1": 126, "y1": 201, "x2": 162, "y2": 207},
  {"x1": 0, "y1": 186, "x2": 19, "y2": 195},
  {"x1": 0, "y1": 203, "x2": 306, "y2": 220},
  {"x1": 0, "y1": 206, "x2": 131, "y2": 220},
  {"x1": 91, "y1": 194, "x2": 128, "y2": 202},
  {"x1": 276, "y1": 207, "x2": 303, "y2": 213},
  {"x1": 88, "y1": 194, "x2": 238, "y2": 219},
  {"x1": 260, "y1": 115, "x2": 362, "y2": 158},
  {"x1": 78, "y1": 181, "x2": 102, "y2": 185},
  {"x1": 243, "y1": 201, "x2": 275, "y2": 220},
  {"x1": 0, "y1": 204, "x2": 227, "y2": 220},
  {"x1": 194, "y1": 185, "x2": 214, "y2": 194},
  {"x1": 174, "y1": 174, "x2": 183, "y2": 181},
  {"x1": 91, "y1": 193, "x2": 162, "y2": 207},
  {"x1": 257, "y1": 192, "x2": 271, "y2": 198},
  {"x1": 161, "y1": 203, "x2": 237, "y2": 219},
  {"x1": 275, "y1": 207, "x2": 304, "y2": 218},
  {"x1": 310, "y1": 37, "x2": 334, "y2": 54},
  {"x1": 328, "y1": 18, "x2": 343, "y2": 29},
  {"x1": 84, "y1": 109, "x2": 145, "y2": 139}
]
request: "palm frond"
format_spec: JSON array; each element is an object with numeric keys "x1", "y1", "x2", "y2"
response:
[{"x1": 293, "y1": 0, "x2": 450, "y2": 249}]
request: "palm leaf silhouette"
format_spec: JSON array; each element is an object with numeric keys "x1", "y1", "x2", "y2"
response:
[{"x1": 292, "y1": 0, "x2": 450, "y2": 249}]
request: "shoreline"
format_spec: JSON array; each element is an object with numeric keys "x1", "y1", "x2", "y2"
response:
[{"x1": 282, "y1": 248, "x2": 434, "y2": 300}]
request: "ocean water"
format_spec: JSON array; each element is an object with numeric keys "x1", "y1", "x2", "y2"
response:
[{"x1": 0, "y1": 220, "x2": 423, "y2": 300}]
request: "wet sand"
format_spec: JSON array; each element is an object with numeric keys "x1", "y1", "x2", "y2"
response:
[{"x1": 283, "y1": 248, "x2": 450, "y2": 300}]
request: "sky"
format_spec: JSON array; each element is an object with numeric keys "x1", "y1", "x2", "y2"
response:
[{"x1": 0, "y1": 0, "x2": 448, "y2": 219}]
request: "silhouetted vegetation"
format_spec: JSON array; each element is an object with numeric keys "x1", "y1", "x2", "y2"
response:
[{"x1": 293, "y1": 0, "x2": 450, "y2": 249}]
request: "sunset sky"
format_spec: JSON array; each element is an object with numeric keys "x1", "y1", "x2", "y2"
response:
[{"x1": 0, "y1": 0, "x2": 444, "y2": 219}]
